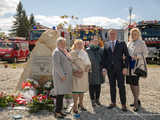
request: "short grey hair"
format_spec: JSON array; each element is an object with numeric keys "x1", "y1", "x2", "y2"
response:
[
  {"x1": 56, "y1": 37, "x2": 66, "y2": 46},
  {"x1": 107, "y1": 29, "x2": 117, "y2": 40}
]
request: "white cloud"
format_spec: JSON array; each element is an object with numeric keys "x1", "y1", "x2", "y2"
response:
[
  {"x1": 0, "y1": 0, "x2": 20, "y2": 16},
  {"x1": 82, "y1": 16, "x2": 126, "y2": 28},
  {"x1": 35, "y1": 15, "x2": 72, "y2": 28},
  {"x1": 0, "y1": 15, "x2": 127, "y2": 34},
  {"x1": 0, "y1": 0, "x2": 20, "y2": 34},
  {"x1": 0, "y1": 0, "x2": 128, "y2": 35},
  {"x1": 35, "y1": 15, "x2": 127, "y2": 29},
  {"x1": 0, "y1": 17, "x2": 14, "y2": 34}
]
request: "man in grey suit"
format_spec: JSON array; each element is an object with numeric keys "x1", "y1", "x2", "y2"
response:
[
  {"x1": 52, "y1": 37, "x2": 72, "y2": 118},
  {"x1": 103, "y1": 29, "x2": 129, "y2": 112}
]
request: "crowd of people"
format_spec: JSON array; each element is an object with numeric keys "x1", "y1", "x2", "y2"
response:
[{"x1": 52, "y1": 28, "x2": 148, "y2": 118}]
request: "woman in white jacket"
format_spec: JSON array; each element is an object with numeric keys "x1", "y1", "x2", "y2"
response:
[
  {"x1": 70, "y1": 39, "x2": 91, "y2": 113},
  {"x1": 126, "y1": 28, "x2": 148, "y2": 112}
]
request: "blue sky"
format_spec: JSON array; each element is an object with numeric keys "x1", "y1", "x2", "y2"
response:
[
  {"x1": 21, "y1": 0, "x2": 160, "y2": 20},
  {"x1": 0, "y1": 0, "x2": 160, "y2": 33}
]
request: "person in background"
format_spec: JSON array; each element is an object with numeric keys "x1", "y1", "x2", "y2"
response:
[
  {"x1": 102, "y1": 29, "x2": 129, "y2": 112},
  {"x1": 86, "y1": 35, "x2": 104, "y2": 107},
  {"x1": 126, "y1": 28, "x2": 148, "y2": 112},
  {"x1": 52, "y1": 37, "x2": 72, "y2": 118},
  {"x1": 70, "y1": 39, "x2": 91, "y2": 113}
]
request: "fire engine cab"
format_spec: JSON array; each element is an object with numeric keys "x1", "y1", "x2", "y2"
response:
[{"x1": 0, "y1": 39, "x2": 29, "y2": 63}]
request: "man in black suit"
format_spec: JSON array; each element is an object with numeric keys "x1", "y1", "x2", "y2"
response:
[{"x1": 102, "y1": 29, "x2": 129, "y2": 112}]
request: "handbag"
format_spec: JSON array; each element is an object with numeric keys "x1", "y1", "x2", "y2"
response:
[{"x1": 134, "y1": 54, "x2": 147, "y2": 78}]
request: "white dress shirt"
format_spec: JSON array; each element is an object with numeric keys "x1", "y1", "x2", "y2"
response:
[{"x1": 110, "y1": 40, "x2": 117, "y2": 49}]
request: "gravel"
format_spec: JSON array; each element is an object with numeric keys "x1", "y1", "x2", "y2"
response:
[{"x1": 0, "y1": 64, "x2": 160, "y2": 120}]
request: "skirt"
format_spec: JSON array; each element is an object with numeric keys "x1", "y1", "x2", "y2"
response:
[{"x1": 126, "y1": 75, "x2": 140, "y2": 86}]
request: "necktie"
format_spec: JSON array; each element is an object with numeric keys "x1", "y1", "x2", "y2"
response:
[{"x1": 111, "y1": 41, "x2": 115, "y2": 52}]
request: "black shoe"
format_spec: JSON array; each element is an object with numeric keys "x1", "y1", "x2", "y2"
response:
[
  {"x1": 122, "y1": 105, "x2": 127, "y2": 112},
  {"x1": 138, "y1": 100, "x2": 141, "y2": 106},
  {"x1": 107, "y1": 104, "x2": 116, "y2": 109},
  {"x1": 130, "y1": 103, "x2": 134, "y2": 107},
  {"x1": 133, "y1": 107, "x2": 139, "y2": 112},
  {"x1": 78, "y1": 104, "x2": 87, "y2": 111},
  {"x1": 54, "y1": 112, "x2": 64, "y2": 118},
  {"x1": 96, "y1": 100, "x2": 101, "y2": 106},
  {"x1": 130, "y1": 100, "x2": 141, "y2": 107}
]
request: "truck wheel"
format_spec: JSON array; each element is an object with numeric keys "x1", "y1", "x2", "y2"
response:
[
  {"x1": 157, "y1": 59, "x2": 160, "y2": 65},
  {"x1": 8, "y1": 60, "x2": 12, "y2": 63},
  {"x1": 25, "y1": 56, "x2": 29, "y2": 62},
  {"x1": 12, "y1": 57, "x2": 17, "y2": 63}
]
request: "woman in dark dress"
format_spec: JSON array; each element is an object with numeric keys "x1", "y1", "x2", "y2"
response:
[{"x1": 126, "y1": 28, "x2": 148, "y2": 112}]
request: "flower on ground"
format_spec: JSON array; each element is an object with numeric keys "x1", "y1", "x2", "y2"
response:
[{"x1": 15, "y1": 94, "x2": 27, "y2": 105}]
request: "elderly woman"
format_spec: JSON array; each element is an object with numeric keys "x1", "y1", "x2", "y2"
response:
[
  {"x1": 86, "y1": 36, "x2": 104, "y2": 107},
  {"x1": 126, "y1": 28, "x2": 148, "y2": 112},
  {"x1": 70, "y1": 39, "x2": 91, "y2": 113},
  {"x1": 52, "y1": 37, "x2": 72, "y2": 118}
]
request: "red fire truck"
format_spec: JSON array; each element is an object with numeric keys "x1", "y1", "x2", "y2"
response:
[
  {"x1": 0, "y1": 39, "x2": 29, "y2": 63},
  {"x1": 28, "y1": 24, "x2": 49, "y2": 51}
]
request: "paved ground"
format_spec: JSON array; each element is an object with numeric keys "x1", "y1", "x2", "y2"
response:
[{"x1": 0, "y1": 62, "x2": 160, "y2": 120}]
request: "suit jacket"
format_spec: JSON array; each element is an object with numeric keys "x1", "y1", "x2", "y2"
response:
[{"x1": 103, "y1": 40, "x2": 129, "y2": 72}]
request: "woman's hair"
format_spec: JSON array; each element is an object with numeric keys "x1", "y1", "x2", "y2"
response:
[
  {"x1": 129, "y1": 28, "x2": 142, "y2": 42},
  {"x1": 71, "y1": 39, "x2": 84, "y2": 50}
]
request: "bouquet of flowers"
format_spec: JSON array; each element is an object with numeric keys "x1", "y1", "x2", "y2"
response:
[
  {"x1": 22, "y1": 78, "x2": 39, "y2": 90},
  {"x1": 44, "y1": 81, "x2": 52, "y2": 90},
  {"x1": 21, "y1": 78, "x2": 39, "y2": 101},
  {"x1": 28, "y1": 94, "x2": 54, "y2": 113},
  {"x1": 15, "y1": 94, "x2": 27, "y2": 106},
  {"x1": 0, "y1": 92, "x2": 16, "y2": 107},
  {"x1": 0, "y1": 79, "x2": 55, "y2": 111},
  {"x1": 35, "y1": 80, "x2": 54, "y2": 98},
  {"x1": 19, "y1": 78, "x2": 55, "y2": 113}
]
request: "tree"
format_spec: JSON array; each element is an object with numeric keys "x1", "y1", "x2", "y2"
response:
[
  {"x1": 21, "y1": 10, "x2": 30, "y2": 38},
  {"x1": 29, "y1": 13, "x2": 36, "y2": 28},
  {"x1": 10, "y1": 2, "x2": 36, "y2": 38},
  {"x1": 10, "y1": 1, "x2": 24, "y2": 36}
]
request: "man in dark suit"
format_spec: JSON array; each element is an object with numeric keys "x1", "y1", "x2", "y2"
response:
[{"x1": 102, "y1": 29, "x2": 129, "y2": 112}]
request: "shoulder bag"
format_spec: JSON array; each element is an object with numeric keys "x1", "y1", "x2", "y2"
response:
[{"x1": 134, "y1": 54, "x2": 147, "y2": 78}]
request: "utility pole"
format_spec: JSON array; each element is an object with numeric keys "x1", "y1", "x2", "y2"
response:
[{"x1": 129, "y1": 6, "x2": 133, "y2": 25}]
